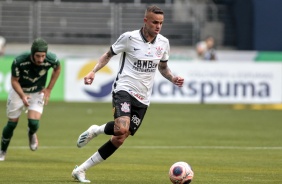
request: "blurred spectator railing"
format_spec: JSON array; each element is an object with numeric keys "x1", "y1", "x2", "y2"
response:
[{"x1": 0, "y1": 1, "x2": 232, "y2": 46}]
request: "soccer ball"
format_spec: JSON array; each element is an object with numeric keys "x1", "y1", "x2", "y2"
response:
[{"x1": 168, "y1": 161, "x2": 194, "y2": 184}]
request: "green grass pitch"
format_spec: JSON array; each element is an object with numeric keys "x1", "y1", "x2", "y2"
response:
[{"x1": 0, "y1": 101, "x2": 282, "y2": 184}]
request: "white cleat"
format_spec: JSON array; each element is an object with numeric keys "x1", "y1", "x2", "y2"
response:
[
  {"x1": 72, "y1": 165, "x2": 91, "y2": 183},
  {"x1": 29, "y1": 133, "x2": 38, "y2": 151},
  {"x1": 0, "y1": 151, "x2": 6, "y2": 161},
  {"x1": 77, "y1": 125, "x2": 99, "y2": 148}
]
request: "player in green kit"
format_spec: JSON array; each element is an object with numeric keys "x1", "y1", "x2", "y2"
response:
[{"x1": 0, "y1": 38, "x2": 61, "y2": 161}]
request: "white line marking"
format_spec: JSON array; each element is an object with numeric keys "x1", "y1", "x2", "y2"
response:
[{"x1": 9, "y1": 146, "x2": 282, "y2": 150}]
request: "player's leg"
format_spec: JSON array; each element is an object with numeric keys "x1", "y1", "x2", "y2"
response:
[
  {"x1": 74, "y1": 99, "x2": 147, "y2": 173},
  {"x1": 76, "y1": 122, "x2": 110, "y2": 148},
  {"x1": 27, "y1": 92, "x2": 44, "y2": 151},
  {"x1": 72, "y1": 132, "x2": 130, "y2": 182},
  {"x1": 72, "y1": 117, "x2": 130, "y2": 182},
  {"x1": 27, "y1": 110, "x2": 41, "y2": 151},
  {"x1": 0, "y1": 90, "x2": 23, "y2": 161},
  {"x1": 77, "y1": 91, "x2": 131, "y2": 148},
  {"x1": 73, "y1": 91, "x2": 132, "y2": 182},
  {"x1": 78, "y1": 117, "x2": 131, "y2": 168},
  {"x1": 0, "y1": 118, "x2": 19, "y2": 161}
]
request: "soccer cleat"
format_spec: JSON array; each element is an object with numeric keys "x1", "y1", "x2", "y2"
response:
[
  {"x1": 28, "y1": 133, "x2": 38, "y2": 151},
  {"x1": 0, "y1": 151, "x2": 6, "y2": 161},
  {"x1": 72, "y1": 165, "x2": 91, "y2": 183},
  {"x1": 77, "y1": 125, "x2": 99, "y2": 148}
]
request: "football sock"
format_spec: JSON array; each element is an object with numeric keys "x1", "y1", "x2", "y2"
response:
[
  {"x1": 78, "y1": 151, "x2": 104, "y2": 171},
  {"x1": 96, "y1": 124, "x2": 106, "y2": 135},
  {"x1": 28, "y1": 119, "x2": 39, "y2": 135},
  {"x1": 104, "y1": 121, "x2": 115, "y2": 135},
  {"x1": 98, "y1": 140, "x2": 118, "y2": 160},
  {"x1": 1, "y1": 121, "x2": 18, "y2": 152}
]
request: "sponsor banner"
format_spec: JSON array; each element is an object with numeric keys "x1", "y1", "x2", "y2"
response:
[
  {"x1": 65, "y1": 58, "x2": 119, "y2": 102},
  {"x1": 0, "y1": 55, "x2": 65, "y2": 101},
  {"x1": 152, "y1": 62, "x2": 282, "y2": 104},
  {"x1": 65, "y1": 59, "x2": 282, "y2": 104}
]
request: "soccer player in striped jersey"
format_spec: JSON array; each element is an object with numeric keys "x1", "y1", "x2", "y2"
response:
[{"x1": 72, "y1": 5, "x2": 184, "y2": 183}]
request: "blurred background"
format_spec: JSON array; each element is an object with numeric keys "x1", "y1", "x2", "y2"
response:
[
  {"x1": 0, "y1": 0, "x2": 282, "y2": 106},
  {"x1": 0, "y1": 2, "x2": 281, "y2": 183}
]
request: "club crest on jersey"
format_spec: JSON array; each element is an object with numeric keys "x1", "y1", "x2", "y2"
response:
[
  {"x1": 155, "y1": 46, "x2": 163, "y2": 57},
  {"x1": 120, "y1": 102, "x2": 130, "y2": 113},
  {"x1": 39, "y1": 69, "x2": 47, "y2": 76}
]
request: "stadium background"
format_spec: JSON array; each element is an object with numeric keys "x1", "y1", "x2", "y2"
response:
[
  {"x1": 0, "y1": 1, "x2": 282, "y2": 184},
  {"x1": 1, "y1": 0, "x2": 282, "y2": 105}
]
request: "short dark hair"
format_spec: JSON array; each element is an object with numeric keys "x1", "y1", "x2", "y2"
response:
[{"x1": 145, "y1": 5, "x2": 164, "y2": 15}]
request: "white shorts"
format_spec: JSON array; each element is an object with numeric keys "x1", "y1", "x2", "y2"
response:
[{"x1": 6, "y1": 89, "x2": 44, "y2": 119}]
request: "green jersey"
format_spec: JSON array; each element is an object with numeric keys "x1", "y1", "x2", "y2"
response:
[{"x1": 11, "y1": 51, "x2": 60, "y2": 93}]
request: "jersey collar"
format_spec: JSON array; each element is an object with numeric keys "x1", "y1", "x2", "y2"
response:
[{"x1": 140, "y1": 28, "x2": 157, "y2": 44}]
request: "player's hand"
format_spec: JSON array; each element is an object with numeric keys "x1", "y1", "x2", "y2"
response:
[
  {"x1": 41, "y1": 88, "x2": 51, "y2": 105},
  {"x1": 21, "y1": 95, "x2": 30, "y2": 107},
  {"x1": 84, "y1": 71, "x2": 95, "y2": 85},
  {"x1": 172, "y1": 76, "x2": 184, "y2": 87}
]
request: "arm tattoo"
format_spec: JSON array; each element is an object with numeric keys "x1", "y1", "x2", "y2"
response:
[
  {"x1": 158, "y1": 62, "x2": 173, "y2": 82},
  {"x1": 105, "y1": 49, "x2": 114, "y2": 59},
  {"x1": 93, "y1": 49, "x2": 114, "y2": 73}
]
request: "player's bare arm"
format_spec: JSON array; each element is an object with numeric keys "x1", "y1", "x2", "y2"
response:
[
  {"x1": 84, "y1": 49, "x2": 114, "y2": 85},
  {"x1": 11, "y1": 76, "x2": 30, "y2": 106},
  {"x1": 41, "y1": 65, "x2": 61, "y2": 105},
  {"x1": 158, "y1": 62, "x2": 184, "y2": 87}
]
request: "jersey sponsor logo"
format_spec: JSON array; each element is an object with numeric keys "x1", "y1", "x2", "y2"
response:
[
  {"x1": 120, "y1": 102, "x2": 130, "y2": 113},
  {"x1": 23, "y1": 75, "x2": 41, "y2": 83},
  {"x1": 19, "y1": 61, "x2": 31, "y2": 66},
  {"x1": 133, "y1": 47, "x2": 140, "y2": 51},
  {"x1": 128, "y1": 89, "x2": 145, "y2": 100},
  {"x1": 40, "y1": 63, "x2": 52, "y2": 67},
  {"x1": 145, "y1": 54, "x2": 154, "y2": 57},
  {"x1": 133, "y1": 60, "x2": 157, "y2": 73},
  {"x1": 22, "y1": 86, "x2": 38, "y2": 92}
]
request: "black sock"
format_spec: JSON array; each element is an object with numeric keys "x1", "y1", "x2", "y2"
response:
[
  {"x1": 98, "y1": 140, "x2": 118, "y2": 160},
  {"x1": 104, "y1": 121, "x2": 115, "y2": 135}
]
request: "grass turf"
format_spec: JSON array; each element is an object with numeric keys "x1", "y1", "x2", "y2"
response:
[{"x1": 0, "y1": 102, "x2": 281, "y2": 183}]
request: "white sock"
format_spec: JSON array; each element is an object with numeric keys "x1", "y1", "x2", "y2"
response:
[
  {"x1": 77, "y1": 151, "x2": 104, "y2": 171},
  {"x1": 96, "y1": 124, "x2": 106, "y2": 135}
]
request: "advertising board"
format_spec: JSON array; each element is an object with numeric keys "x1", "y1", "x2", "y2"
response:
[{"x1": 65, "y1": 59, "x2": 282, "y2": 104}]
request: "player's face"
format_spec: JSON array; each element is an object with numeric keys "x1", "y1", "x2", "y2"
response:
[
  {"x1": 33, "y1": 52, "x2": 46, "y2": 66},
  {"x1": 206, "y1": 38, "x2": 214, "y2": 49},
  {"x1": 144, "y1": 12, "x2": 164, "y2": 38}
]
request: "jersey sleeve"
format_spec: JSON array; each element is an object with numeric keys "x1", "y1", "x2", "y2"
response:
[
  {"x1": 161, "y1": 40, "x2": 170, "y2": 62},
  {"x1": 46, "y1": 52, "x2": 60, "y2": 69},
  {"x1": 11, "y1": 59, "x2": 20, "y2": 77},
  {"x1": 111, "y1": 32, "x2": 129, "y2": 55}
]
